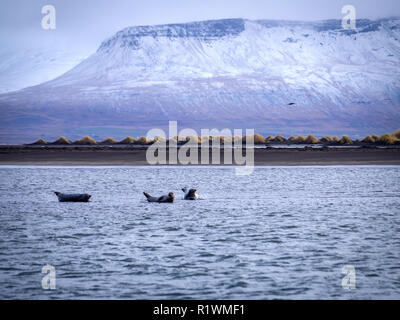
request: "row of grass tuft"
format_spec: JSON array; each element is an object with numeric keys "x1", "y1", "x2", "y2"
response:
[{"x1": 30, "y1": 129, "x2": 400, "y2": 146}]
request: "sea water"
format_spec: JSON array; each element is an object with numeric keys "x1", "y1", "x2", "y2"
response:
[{"x1": 0, "y1": 166, "x2": 399, "y2": 299}]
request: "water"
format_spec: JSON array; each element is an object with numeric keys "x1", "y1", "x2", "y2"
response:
[{"x1": 0, "y1": 165, "x2": 399, "y2": 299}]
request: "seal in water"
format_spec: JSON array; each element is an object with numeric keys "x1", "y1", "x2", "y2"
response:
[
  {"x1": 143, "y1": 192, "x2": 174, "y2": 203},
  {"x1": 54, "y1": 192, "x2": 91, "y2": 202},
  {"x1": 182, "y1": 187, "x2": 199, "y2": 200}
]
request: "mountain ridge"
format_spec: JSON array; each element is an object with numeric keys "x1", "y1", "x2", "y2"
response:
[{"x1": 0, "y1": 17, "x2": 399, "y2": 143}]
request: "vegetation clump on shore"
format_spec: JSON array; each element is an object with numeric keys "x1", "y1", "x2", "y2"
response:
[
  {"x1": 361, "y1": 132, "x2": 399, "y2": 145},
  {"x1": 31, "y1": 138, "x2": 48, "y2": 145},
  {"x1": 136, "y1": 136, "x2": 150, "y2": 145},
  {"x1": 362, "y1": 135, "x2": 374, "y2": 143},
  {"x1": 320, "y1": 136, "x2": 332, "y2": 143},
  {"x1": 74, "y1": 136, "x2": 97, "y2": 145},
  {"x1": 253, "y1": 134, "x2": 267, "y2": 144},
  {"x1": 153, "y1": 136, "x2": 167, "y2": 143},
  {"x1": 29, "y1": 129, "x2": 400, "y2": 147},
  {"x1": 185, "y1": 136, "x2": 202, "y2": 144},
  {"x1": 119, "y1": 136, "x2": 136, "y2": 144},
  {"x1": 339, "y1": 136, "x2": 353, "y2": 145},
  {"x1": 377, "y1": 133, "x2": 397, "y2": 145},
  {"x1": 52, "y1": 136, "x2": 72, "y2": 145},
  {"x1": 169, "y1": 136, "x2": 186, "y2": 144},
  {"x1": 273, "y1": 135, "x2": 286, "y2": 143},
  {"x1": 305, "y1": 135, "x2": 319, "y2": 144},
  {"x1": 100, "y1": 137, "x2": 118, "y2": 144}
]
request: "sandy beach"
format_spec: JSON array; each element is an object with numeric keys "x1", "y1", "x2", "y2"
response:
[{"x1": 0, "y1": 145, "x2": 399, "y2": 166}]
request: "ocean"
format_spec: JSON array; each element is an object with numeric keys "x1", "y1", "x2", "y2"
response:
[{"x1": 0, "y1": 165, "x2": 399, "y2": 299}]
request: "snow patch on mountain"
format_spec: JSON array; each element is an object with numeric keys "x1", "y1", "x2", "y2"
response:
[{"x1": 0, "y1": 47, "x2": 91, "y2": 94}]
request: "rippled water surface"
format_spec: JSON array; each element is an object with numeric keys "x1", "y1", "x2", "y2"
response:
[{"x1": 0, "y1": 166, "x2": 399, "y2": 299}]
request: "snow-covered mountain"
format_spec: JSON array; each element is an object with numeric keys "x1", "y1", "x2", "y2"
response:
[{"x1": 0, "y1": 18, "x2": 399, "y2": 143}]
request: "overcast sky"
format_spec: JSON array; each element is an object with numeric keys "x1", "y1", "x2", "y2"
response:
[{"x1": 1, "y1": 0, "x2": 400, "y2": 52}]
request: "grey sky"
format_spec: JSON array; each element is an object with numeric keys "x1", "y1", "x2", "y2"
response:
[{"x1": 1, "y1": 0, "x2": 399, "y2": 51}]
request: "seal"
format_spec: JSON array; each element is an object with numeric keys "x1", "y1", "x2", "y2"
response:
[
  {"x1": 54, "y1": 191, "x2": 91, "y2": 202},
  {"x1": 143, "y1": 192, "x2": 174, "y2": 203},
  {"x1": 182, "y1": 187, "x2": 199, "y2": 200}
]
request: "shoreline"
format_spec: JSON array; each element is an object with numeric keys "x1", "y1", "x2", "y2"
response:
[{"x1": 0, "y1": 146, "x2": 399, "y2": 166}]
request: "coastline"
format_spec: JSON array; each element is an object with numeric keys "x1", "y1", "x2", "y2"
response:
[{"x1": 0, "y1": 145, "x2": 399, "y2": 166}]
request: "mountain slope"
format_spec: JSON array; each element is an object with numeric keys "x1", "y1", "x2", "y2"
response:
[
  {"x1": 0, "y1": 48, "x2": 90, "y2": 94},
  {"x1": 0, "y1": 18, "x2": 399, "y2": 143}
]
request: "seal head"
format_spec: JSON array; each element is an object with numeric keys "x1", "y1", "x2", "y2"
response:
[{"x1": 182, "y1": 187, "x2": 198, "y2": 200}]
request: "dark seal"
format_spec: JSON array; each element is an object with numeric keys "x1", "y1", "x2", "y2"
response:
[
  {"x1": 54, "y1": 192, "x2": 91, "y2": 202},
  {"x1": 143, "y1": 192, "x2": 175, "y2": 203},
  {"x1": 182, "y1": 187, "x2": 199, "y2": 200}
]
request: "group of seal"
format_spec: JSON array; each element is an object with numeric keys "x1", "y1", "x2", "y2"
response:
[
  {"x1": 54, "y1": 188, "x2": 198, "y2": 203},
  {"x1": 143, "y1": 187, "x2": 198, "y2": 203}
]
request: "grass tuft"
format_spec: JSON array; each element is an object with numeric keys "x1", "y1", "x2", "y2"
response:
[
  {"x1": 119, "y1": 136, "x2": 136, "y2": 144},
  {"x1": 31, "y1": 138, "x2": 47, "y2": 145},
  {"x1": 339, "y1": 136, "x2": 353, "y2": 145},
  {"x1": 305, "y1": 135, "x2": 319, "y2": 144},
  {"x1": 100, "y1": 137, "x2": 118, "y2": 144},
  {"x1": 74, "y1": 136, "x2": 97, "y2": 145},
  {"x1": 52, "y1": 136, "x2": 72, "y2": 145}
]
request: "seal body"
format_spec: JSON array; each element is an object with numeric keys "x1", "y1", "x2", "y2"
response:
[
  {"x1": 182, "y1": 187, "x2": 199, "y2": 200},
  {"x1": 54, "y1": 192, "x2": 91, "y2": 202},
  {"x1": 143, "y1": 192, "x2": 174, "y2": 203}
]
